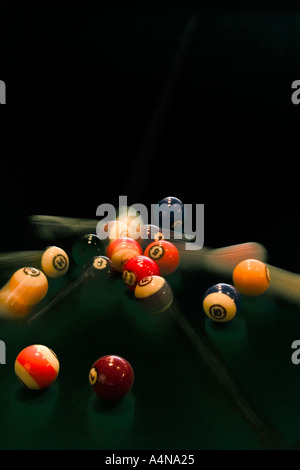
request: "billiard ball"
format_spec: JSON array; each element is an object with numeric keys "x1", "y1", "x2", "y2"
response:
[
  {"x1": 82, "y1": 255, "x2": 115, "y2": 282},
  {"x1": 154, "y1": 196, "x2": 184, "y2": 231},
  {"x1": 41, "y1": 246, "x2": 69, "y2": 278},
  {"x1": 89, "y1": 355, "x2": 134, "y2": 400},
  {"x1": 89, "y1": 255, "x2": 114, "y2": 275},
  {"x1": 134, "y1": 275, "x2": 174, "y2": 313},
  {"x1": 72, "y1": 234, "x2": 105, "y2": 267},
  {"x1": 9, "y1": 267, "x2": 48, "y2": 306},
  {"x1": 202, "y1": 283, "x2": 241, "y2": 323},
  {"x1": 144, "y1": 240, "x2": 179, "y2": 276},
  {"x1": 122, "y1": 255, "x2": 160, "y2": 290},
  {"x1": 138, "y1": 224, "x2": 165, "y2": 251},
  {"x1": 0, "y1": 284, "x2": 33, "y2": 318},
  {"x1": 14, "y1": 344, "x2": 60, "y2": 390},
  {"x1": 232, "y1": 259, "x2": 271, "y2": 296},
  {"x1": 106, "y1": 237, "x2": 143, "y2": 272}
]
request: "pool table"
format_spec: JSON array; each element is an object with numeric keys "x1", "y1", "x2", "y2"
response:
[
  {"x1": 2, "y1": 0, "x2": 300, "y2": 455},
  {"x1": 0, "y1": 219, "x2": 300, "y2": 452}
]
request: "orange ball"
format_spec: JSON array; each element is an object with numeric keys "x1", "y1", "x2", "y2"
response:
[
  {"x1": 0, "y1": 284, "x2": 33, "y2": 319},
  {"x1": 232, "y1": 259, "x2": 270, "y2": 296},
  {"x1": 9, "y1": 267, "x2": 48, "y2": 306}
]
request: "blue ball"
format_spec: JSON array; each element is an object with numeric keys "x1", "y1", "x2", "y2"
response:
[
  {"x1": 202, "y1": 283, "x2": 241, "y2": 323},
  {"x1": 154, "y1": 196, "x2": 184, "y2": 232}
]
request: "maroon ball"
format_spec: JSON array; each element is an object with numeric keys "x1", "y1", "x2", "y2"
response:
[{"x1": 89, "y1": 355, "x2": 134, "y2": 400}]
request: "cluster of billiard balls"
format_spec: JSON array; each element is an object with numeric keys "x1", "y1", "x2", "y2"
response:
[
  {"x1": 202, "y1": 258, "x2": 271, "y2": 323},
  {"x1": 105, "y1": 236, "x2": 179, "y2": 313},
  {"x1": 8, "y1": 202, "x2": 183, "y2": 402},
  {"x1": 3, "y1": 193, "x2": 272, "y2": 402}
]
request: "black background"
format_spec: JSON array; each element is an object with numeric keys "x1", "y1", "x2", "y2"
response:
[{"x1": 1, "y1": 1, "x2": 300, "y2": 272}]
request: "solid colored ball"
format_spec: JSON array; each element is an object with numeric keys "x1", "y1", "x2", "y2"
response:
[
  {"x1": 202, "y1": 283, "x2": 241, "y2": 323},
  {"x1": 134, "y1": 275, "x2": 174, "y2": 313},
  {"x1": 122, "y1": 255, "x2": 160, "y2": 290},
  {"x1": 89, "y1": 355, "x2": 134, "y2": 400},
  {"x1": 9, "y1": 267, "x2": 48, "y2": 306},
  {"x1": 106, "y1": 237, "x2": 143, "y2": 272},
  {"x1": 232, "y1": 259, "x2": 271, "y2": 296},
  {"x1": 72, "y1": 234, "x2": 105, "y2": 267},
  {"x1": 41, "y1": 246, "x2": 69, "y2": 278},
  {"x1": 154, "y1": 196, "x2": 184, "y2": 231},
  {"x1": 144, "y1": 240, "x2": 180, "y2": 276},
  {"x1": 14, "y1": 344, "x2": 60, "y2": 390}
]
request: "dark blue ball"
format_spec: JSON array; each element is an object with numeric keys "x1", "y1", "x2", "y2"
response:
[{"x1": 154, "y1": 196, "x2": 184, "y2": 231}]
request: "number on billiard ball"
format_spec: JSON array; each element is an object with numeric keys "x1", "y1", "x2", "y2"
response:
[
  {"x1": 41, "y1": 246, "x2": 69, "y2": 278},
  {"x1": 0, "y1": 267, "x2": 49, "y2": 318},
  {"x1": 134, "y1": 275, "x2": 174, "y2": 314},
  {"x1": 122, "y1": 255, "x2": 160, "y2": 291},
  {"x1": 144, "y1": 240, "x2": 179, "y2": 276},
  {"x1": 202, "y1": 283, "x2": 241, "y2": 323}
]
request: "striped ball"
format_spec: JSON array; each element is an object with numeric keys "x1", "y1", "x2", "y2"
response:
[
  {"x1": 202, "y1": 283, "x2": 241, "y2": 323},
  {"x1": 14, "y1": 345, "x2": 60, "y2": 390}
]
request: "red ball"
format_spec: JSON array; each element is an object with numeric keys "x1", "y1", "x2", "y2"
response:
[
  {"x1": 144, "y1": 240, "x2": 179, "y2": 275},
  {"x1": 89, "y1": 355, "x2": 134, "y2": 400},
  {"x1": 122, "y1": 255, "x2": 160, "y2": 290},
  {"x1": 105, "y1": 237, "x2": 143, "y2": 272}
]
